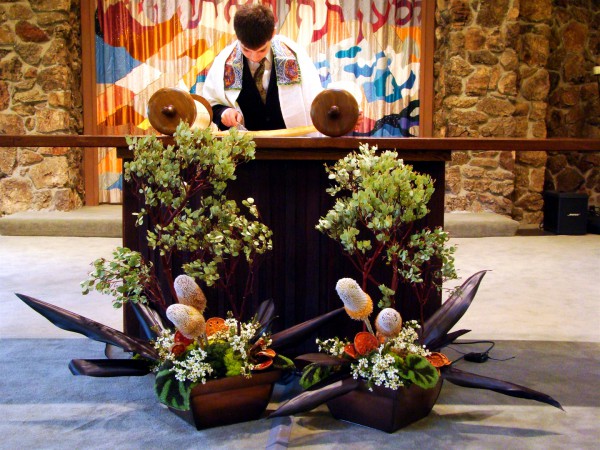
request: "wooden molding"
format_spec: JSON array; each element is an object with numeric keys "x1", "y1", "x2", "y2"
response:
[
  {"x1": 419, "y1": 1, "x2": 435, "y2": 138},
  {"x1": 80, "y1": 2, "x2": 99, "y2": 206}
]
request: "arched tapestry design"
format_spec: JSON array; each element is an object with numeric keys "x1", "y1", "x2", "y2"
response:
[{"x1": 95, "y1": 0, "x2": 423, "y2": 202}]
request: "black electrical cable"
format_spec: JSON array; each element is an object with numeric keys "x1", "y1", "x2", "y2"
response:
[{"x1": 448, "y1": 340, "x2": 515, "y2": 363}]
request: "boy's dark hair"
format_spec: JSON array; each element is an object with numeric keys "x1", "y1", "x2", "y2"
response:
[{"x1": 234, "y1": 4, "x2": 275, "y2": 50}]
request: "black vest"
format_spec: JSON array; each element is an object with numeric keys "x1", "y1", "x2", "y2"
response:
[{"x1": 236, "y1": 58, "x2": 286, "y2": 131}]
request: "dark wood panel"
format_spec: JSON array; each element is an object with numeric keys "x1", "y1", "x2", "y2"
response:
[{"x1": 121, "y1": 154, "x2": 446, "y2": 351}]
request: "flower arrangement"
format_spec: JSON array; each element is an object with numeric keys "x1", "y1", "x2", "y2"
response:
[
  {"x1": 270, "y1": 146, "x2": 562, "y2": 432},
  {"x1": 15, "y1": 123, "x2": 342, "y2": 424},
  {"x1": 316, "y1": 143, "x2": 457, "y2": 323},
  {"x1": 298, "y1": 278, "x2": 442, "y2": 395}
]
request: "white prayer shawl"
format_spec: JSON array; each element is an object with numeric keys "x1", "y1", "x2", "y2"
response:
[{"x1": 203, "y1": 35, "x2": 322, "y2": 129}]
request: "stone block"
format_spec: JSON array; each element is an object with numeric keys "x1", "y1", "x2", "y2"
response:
[
  {"x1": 521, "y1": 69, "x2": 550, "y2": 101},
  {"x1": 563, "y1": 53, "x2": 587, "y2": 83},
  {"x1": 28, "y1": 156, "x2": 69, "y2": 189},
  {"x1": 498, "y1": 72, "x2": 517, "y2": 95},
  {"x1": 465, "y1": 27, "x2": 485, "y2": 50},
  {"x1": 15, "y1": 20, "x2": 49, "y2": 43},
  {"x1": 7, "y1": 4, "x2": 33, "y2": 20},
  {"x1": 476, "y1": 0, "x2": 509, "y2": 28},
  {"x1": 30, "y1": 0, "x2": 72, "y2": 13},
  {"x1": 446, "y1": 55, "x2": 473, "y2": 77},
  {"x1": 520, "y1": 0, "x2": 553, "y2": 22},
  {"x1": 0, "y1": 113, "x2": 25, "y2": 134},
  {"x1": 0, "y1": 146, "x2": 17, "y2": 176},
  {"x1": 519, "y1": 33, "x2": 549, "y2": 67},
  {"x1": 468, "y1": 50, "x2": 499, "y2": 65},
  {"x1": 477, "y1": 97, "x2": 515, "y2": 116},
  {"x1": 0, "y1": 177, "x2": 33, "y2": 214},
  {"x1": 37, "y1": 66, "x2": 70, "y2": 91},
  {"x1": 466, "y1": 67, "x2": 492, "y2": 96},
  {"x1": 563, "y1": 21, "x2": 587, "y2": 53},
  {"x1": 35, "y1": 108, "x2": 70, "y2": 133}
]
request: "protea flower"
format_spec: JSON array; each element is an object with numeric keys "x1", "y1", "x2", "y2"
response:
[
  {"x1": 174, "y1": 274, "x2": 207, "y2": 314},
  {"x1": 375, "y1": 308, "x2": 403, "y2": 339},
  {"x1": 335, "y1": 278, "x2": 374, "y2": 334},
  {"x1": 166, "y1": 303, "x2": 206, "y2": 339}
]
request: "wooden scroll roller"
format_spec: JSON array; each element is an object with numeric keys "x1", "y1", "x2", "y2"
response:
[{"x1": 146, "y1": 87, "x2": 359, "y2": 137}]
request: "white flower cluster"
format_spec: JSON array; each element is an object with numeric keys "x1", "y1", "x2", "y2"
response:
[
  {"x1": 316, "y1": 338, "x2": 346, "y2": 357},
  {"x1": 352, "y1": 350, "x2": 405, "y2": 391},
  {"x1": 153, "y1": 317, "x2": 269, "y2": 382},
  {"x1": 154, "y1": 330, "x2": 176, "y2": 361},
  {"x1": 388, "y1": 320, "x2": 431, "y2": 358},
  {"x1": 171, "y1": 347, "x2": 214, "y2": 383},
  {"x1": 317, "y1": 321, "x2": 432, "y2": 391}
]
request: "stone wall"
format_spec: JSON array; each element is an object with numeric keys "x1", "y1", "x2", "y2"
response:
[
  {"x1": 435, "y1": 0, "x2": 599, "y2": 224},
  {"x1": 434, "y1": 0, "x2": 523, "y2": 217},
  {"x1": 545, "y1": 0, "x2": 600, "y2": 207},
  {"x1": 0, "y1": 0, "x2": 83, "y2": 215}
]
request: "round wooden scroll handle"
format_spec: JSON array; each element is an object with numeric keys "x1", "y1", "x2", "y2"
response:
[
  {"x1": 190, "y1": 94, "x2": 213, "y2": 130},
  {"x1": 147, "y1": 88, "x2": 198, "y2": 135},
  {"x1": 310, "y1": 89, "x2": 359, "y2": 137}
]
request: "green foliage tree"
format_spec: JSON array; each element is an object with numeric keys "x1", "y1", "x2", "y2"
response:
[
  {"x1": 316, "y1": 144, "x2": 457, "y2": 323},
  {"x1": 82, "y1": 122, "x2": 273, "y2": 323}
]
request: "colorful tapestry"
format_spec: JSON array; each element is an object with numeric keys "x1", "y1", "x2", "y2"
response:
[{"x1": 95, "y1": 0, "x2": 423, "y2": 202}]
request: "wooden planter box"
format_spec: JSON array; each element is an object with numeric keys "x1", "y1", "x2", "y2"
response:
[
  {"x1": 326, "y1": 379, "x2": 443, "y2": 433},
  {"x1": 169, "y1": 370, "x2": 282, "y2": 429}
]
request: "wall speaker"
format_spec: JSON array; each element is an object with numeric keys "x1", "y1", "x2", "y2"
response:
[{"x1": 543, "y1": 191, "x2": 588, "y2": 235}]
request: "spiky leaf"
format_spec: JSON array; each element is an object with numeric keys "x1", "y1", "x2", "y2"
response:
[
  {"x1": 16, "y1": 293, "x2": 158, "y2": 360},
  {"x1": 69, "y1": 359, "x2": 152, "y2": 377},
  {"x1": 421, "y1": 271, "x2": 487, "y2": 348},
  {"x1": 270, "y1": 377, "x2": 359, "y2": 418},
  {"x1": 270, "y1": 308, "x2": 344, "y2": 350},
  {"x1": 441, "y1": 366, "x2": 563, "y2": 410}
]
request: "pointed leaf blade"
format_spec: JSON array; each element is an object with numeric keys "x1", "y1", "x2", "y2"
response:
[
  {"x1": 295, "y1": 353, "x2": 348, "y2": 367},
  {"x1": 69, "y1": 359, "x2": 152, "y2": 377},
  {"x1": 16, "y1": 293, "x2": 158, "y2": 361},
  {"x1": 256, "y1": 298, "x2": 275, "y2": 327},
  {"x1": 425, "y1": 329, "x2": 471, "y2": 352},
  {"x1": 130, "y1": 302, "x2": 166, "y2": 341},
  {"x1": 271, "y1": 308, "x2": 345, "y2": 350},
  {"x1": 441, "y1": 365, "x2": 563, "y2": 410},
  {"x1": 270, "y1": 377, "x2": 359, "y2": 418},
  {"x1": 421, "y1": 271, "x2": 487, "y2": 347}
]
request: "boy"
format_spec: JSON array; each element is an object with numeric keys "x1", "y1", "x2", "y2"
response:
[{"x1": 202, "y1": 4, "x2": 323, "y2": 131}]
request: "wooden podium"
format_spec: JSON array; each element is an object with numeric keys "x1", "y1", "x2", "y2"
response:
[{"x1": 118, "y1": 136, "x2": 450, "y2": 339}]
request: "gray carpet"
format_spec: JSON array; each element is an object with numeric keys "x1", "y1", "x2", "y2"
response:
[
  {"x1": 2, "y1": 234, "x2": 599, "y2": 448},
  {"x1": 1, "y1": 338, "x2": 598, "y2": 449}
]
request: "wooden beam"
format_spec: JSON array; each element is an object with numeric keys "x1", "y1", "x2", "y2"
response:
[
  {"x1": 419, "y1": 0, "x2": 435, "y2": 137},
  {"x1": 80, "y1": 1, "x2": 99, "y2": 206}
]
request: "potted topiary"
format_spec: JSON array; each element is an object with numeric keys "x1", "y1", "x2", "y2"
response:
[
  {"x1": 16, "y1": 122, "x2": 342, "y2": 430},
  {"x1": 270, "y1": 145, "x2": 561, "y2": 432}
]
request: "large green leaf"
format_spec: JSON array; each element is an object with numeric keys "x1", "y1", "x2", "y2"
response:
[
  {"x1": 154, "y1": 361, "x2": 192, "y2": 410},
  {"x1": 299, "y1": 363, "x2": 333, "y2": 390},
  {"x1": 399, "y1": 354, "x2": 439, "y2": 389}
]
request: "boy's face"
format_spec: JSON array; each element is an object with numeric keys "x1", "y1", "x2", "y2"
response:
[{"x1": 240, "y1": 40, "x2": 271, "y2": 63}]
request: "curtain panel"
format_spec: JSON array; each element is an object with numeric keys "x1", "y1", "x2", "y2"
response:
[{"x1": 95, "y1": 0, "x2": 423, "y2": 202}]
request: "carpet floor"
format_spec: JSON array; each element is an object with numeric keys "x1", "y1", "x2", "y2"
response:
[{"x1": 0, "y1": 338, "x2": 597, "y2": 449}]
